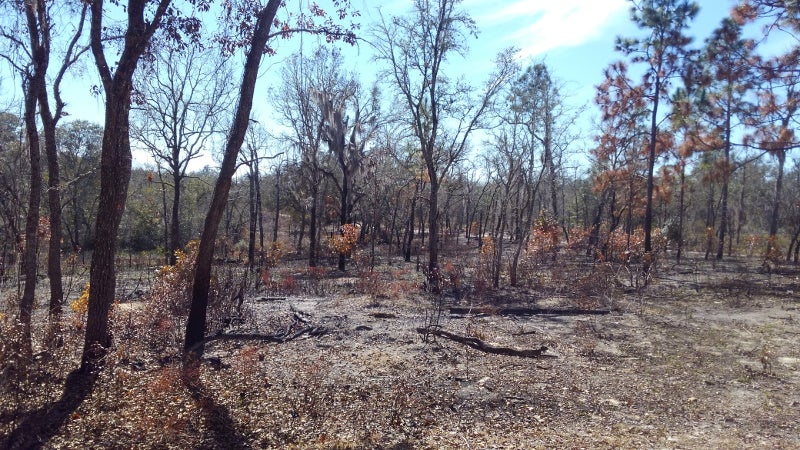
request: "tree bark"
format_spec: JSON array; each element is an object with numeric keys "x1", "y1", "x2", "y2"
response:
[
  {"x1": 82, "y1": 0, "x2": 171, "y2": 372},
  {"x1": 184, "y1": 0, "x2": 281, "y2": 362},
  {"x1": 20, "y1": 69, "x2": 43, "y2": 357}
]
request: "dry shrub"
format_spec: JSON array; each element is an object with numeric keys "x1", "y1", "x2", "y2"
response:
[
  {"x1": 263, "y1": 241, "x2": 283, "y2": 269},
  {"x1": 354, "y1": 270, "x2": 382, "y2": 298},
  {"x1": 326, "y1": 224, "x2": 360, "y2": 258},
  {"x1": 303, "y1": 266, "x2": 330, "y2": 296},
  {"x1": 527, "y1": 211, "x2": 560, "y2": 263},
  {"x1": 67, "y1": 283, "x2": 90, "y2": 330},
  {"x1": 137, "y1": 240, "x2": 246, "y2": 356},
  {"x1": 473, "y1": 237, "x2": 496, "y2": 296}
]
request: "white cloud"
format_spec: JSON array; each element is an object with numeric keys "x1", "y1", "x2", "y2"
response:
[{"x1": 475, "y1": 0, "x2": 630, "y2": 59}]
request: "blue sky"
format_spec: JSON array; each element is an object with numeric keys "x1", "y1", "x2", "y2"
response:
[{"x1": 4, "y1": 0, "x2": 789, "y2": 169}]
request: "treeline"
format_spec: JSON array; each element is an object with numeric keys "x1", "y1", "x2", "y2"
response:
[{"x1": 0, "y1": 109, "x2": 795, "y2": 272}]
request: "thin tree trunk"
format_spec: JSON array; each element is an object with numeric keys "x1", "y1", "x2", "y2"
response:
[
  {"x1": 643, "y1": 75, "x2": 661, "y2": 267},
  {"x1": 169, "y1": 173, "x2": 181, "y2": 265},
  {"x1": 184, "y1": 1, "x2": 281, "y2": 361},
  {"x1": 273, "y1": 166, "x2": 280, "y2": 243},
  {"x1": 716, "y1": 99, "x2": 732, "y2": 260},
  {"x1": 766, "y1": 151, "x2": 786, "y2": 258},
  {"x1": 157, "y1": 167, "x2": 170, "y2": 264},
  {"x1": 20, "y1": 77, "x2": 43, "y2": 357},
  {"x1": 676, "y1": 161, "x2": 686, "y2": 263},
  {"x1": 248, "y1": 168, "x2": 257, "y2": 268}
]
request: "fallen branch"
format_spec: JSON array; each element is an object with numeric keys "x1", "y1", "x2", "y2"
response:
[
  {"x1": 209, "y1": 326, "x2": 327, "y2": 345},
  {"x1": 185, "y1": 326, "x2": 327, "y2": 357},
  {"x1": 449, "y1": 306, "x2": 610, "y2": 316},
  {"x1": 416, "y1": 327, "x2": 556, "y2": 359},
  {"x1": 257, "y1": 296, "x2": 287, "y2": 302}
]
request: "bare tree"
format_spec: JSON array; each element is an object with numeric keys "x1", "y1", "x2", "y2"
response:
[
  {"x1": 0, "y1": 0, "x2": 89, "y2": 352},
  {"x1": 183, "y1": 0, "x2": 358, "y2": 363},
  {"x1": 132, "y1": 45, "x2": 234, "y2": 264},
  {"x1": 372, "y1": 0, "x2": 515, "y2": 281},
  {"x1": 312, "y1": 57, "x2": 380, "y2": 271}
]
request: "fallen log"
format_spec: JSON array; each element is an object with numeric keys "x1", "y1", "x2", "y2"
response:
[
  {"x1": 416, "y1": 327, "x2": 556, "y2": 359},
  {"x1": 449, "y1": 306, "x2": 610, "y2": 316}
]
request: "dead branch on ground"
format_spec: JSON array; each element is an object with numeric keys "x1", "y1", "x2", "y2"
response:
[{"x1": 416, "y1": 327, "x2": 556, "y2": 359}]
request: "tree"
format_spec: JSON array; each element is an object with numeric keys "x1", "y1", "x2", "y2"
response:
[
  {"x1": 751, "y1": 55, "x2": 800, "y2": 259},
  {"x1": 312, "y1": 51, "x2": 380, "y2": 271},
  {"x1": 592, "y1": 61, "x2": 649, "y2": 257},
  {"x1": 274, "y1": 50, "x2": 330, "y2": 268},
  {"x1": 734, "y1": 0, "x2": 800, "y2": 259},
  {"x1": 82, "y1": 0, "x2": 175, "y2": 372},
  {"x1": 615, "y1": 0, "x2": 698, "y2": 269},
  {"x1": 669, "y1": 56, "x2": 712, "y2": 263},
  {"x1": 702, "y1": 18, "x2": 757, "y2": 260},
  {"x1": 373, "y1": 0, "x2": 515, "y2": 279},
  {"x1": 508, "y1": 63, "x2": 564, "y2": 229},
  {"x1": 1, "y1": 0, "x2": 90, "y2": 352},
  {"x1": 132, "y1": 45, "x2": 234, "y2": 264},
  {"x1": 57, "y1": 120, "x2": 102, "y2": 253},
  {"x1": 183, "y1": 0, "x2": 357, "y2": 363},
  {"x1": 240, "y1": 123, "x2": 271, "y2": 268}
]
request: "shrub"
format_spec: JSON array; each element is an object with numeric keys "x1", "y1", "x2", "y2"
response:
[
  {"x1": 528, "y1": 211, "x2": 560, "y2": 263},
  {"x1": 327, "y1": 223, "x2": 360, "y2": 256},
  {"x1": 70, "y1": 283, "x2": 90, "y2": 315},
  {"x1": 140, "y1": 240, "x2": 229, "y2": 354}
]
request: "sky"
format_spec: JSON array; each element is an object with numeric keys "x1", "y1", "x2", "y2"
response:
[{"x1": 3, "y1": 0, "x2": 791, "y2": 170}]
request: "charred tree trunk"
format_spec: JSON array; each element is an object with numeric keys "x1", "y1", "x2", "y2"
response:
[
  {"x1": 82, "y1": 0, "x2": 171, "y2": 372},
  {"x1": 184, "y1": 1, "x2": 281, "y2": 362},
  {"x1": 20, "y1": 76, "x2": 43, "y2": 357}
]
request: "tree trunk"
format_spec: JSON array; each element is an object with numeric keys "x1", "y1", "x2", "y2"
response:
[
  {"x1": 716, "y1": 99, "x2": 732, "y2": 260},
  {"x1": 643, "y1": 75, "x2": 661, "y2": 268},
  {"x1": 82, "y1": 89, "x2": 135, "y2": 370},
  {"x1": 308, "y1": 183, "x2": 319, "y2": 267},
  {"x1": 169, "y1": 172, "x2": 181, "y2": 265},
  {"x1": 676, "y1": 161, "x2": 686, "y2": 263},
  {"x1": 36, "y1": 38, "x2": 68, "y2": 320},
  {"x1": 255, "y1": 160, "x2": 264, "y2": 262},
  {"x1": 82, "y1": 0, "x2": 171, "y2": 372},
  {"x1": 20, "y1": 77, "x2": 43, "y2": 357},
  {"x1": 337, "y1": 167, "x2": 350, "y2": 271},
  {"x1": 704, "y1": 183, "x2": 716, "y2": 260},
  {"x1": 248, "y1": 168, "x2": 257, "y2": 268},
  {"x1": 427, "y1": 178, "x2": 440, "y2": 273},
  {"x1": 184, "y1": 1, "x2": 281, "y2": 362},
  {"x1": 272, "y1": 166, "x2": 280, "y2": 243},
  {"x1": 766, "y1": 150, "x2": 786, "y2": 258}
]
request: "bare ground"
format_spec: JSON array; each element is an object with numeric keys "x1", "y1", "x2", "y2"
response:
[{"x1": 2, "y1": 252, "x2": 799, "y2": 449}]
